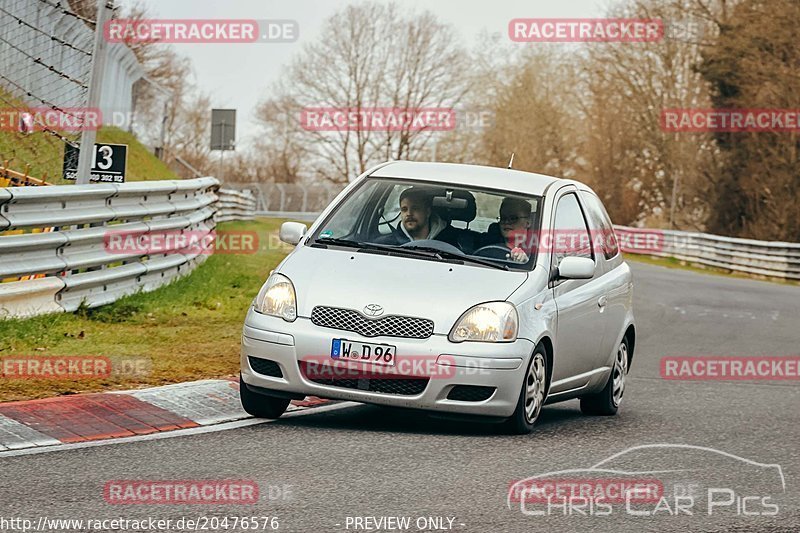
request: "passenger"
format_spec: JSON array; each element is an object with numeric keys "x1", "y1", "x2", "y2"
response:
[
  {"x1": 377, "y1": 188, "x2": 461, "y2": 247},
  {"x1": 480, "y1": 197, "x2": 532, "y2": 262}
]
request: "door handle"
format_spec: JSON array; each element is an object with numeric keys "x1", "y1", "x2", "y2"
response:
[{"x1": 597, "y1": 296, "x2": 608, "y2": 308}]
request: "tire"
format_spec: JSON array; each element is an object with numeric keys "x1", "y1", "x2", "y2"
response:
[
  {"x1": 580, "y1": 336, "x2": 629, "y2": 416},
  {"x1": 502, "y1": 344, "x2": 548, "y2": 435},
  {"x1": 239, "y1": 375, "x2": 291, "y2": 419}
]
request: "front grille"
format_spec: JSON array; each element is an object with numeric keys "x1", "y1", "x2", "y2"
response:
[
  {"x1": 300, "y1": 362, "x2": 428, "y2": 395},
  {"x1": 447, "y1": 385, "x2": 495, "y2": 402},
  {"x1": 248, "y1": 357, "x2": 283, "y2": 378},
  {"x1": 311, "y1": 306, "x2": 434, "y2": 339}
]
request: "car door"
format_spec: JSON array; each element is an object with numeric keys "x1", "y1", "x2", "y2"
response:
[
  {"x1": 579, "y1": 190, "x2": 631, "y2": 367},
  {"x1": 549, "y1": 188, "x2": 607, "y2": 393}
]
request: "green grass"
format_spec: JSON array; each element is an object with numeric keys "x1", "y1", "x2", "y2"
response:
[
  {"x1": 0, "y1": 126, "x2": 179, "y2": 184},
  {"x1": 0, "y1": 88, "x2": 179, "y2": 183},
  {"x1": 0, "y1": 218, "x2": 296, "y2": 402}
]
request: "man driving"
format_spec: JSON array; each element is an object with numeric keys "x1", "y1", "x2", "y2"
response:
[{"x1": 377, "y1": 187, "x2": 460, "y2": 246}]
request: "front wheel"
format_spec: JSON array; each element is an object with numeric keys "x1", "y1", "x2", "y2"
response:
[
  {"x1": 580, "y1": 337, "x2": 629, "y2": 416},
  {"x1": 502, "y1": 345, "x2": 548, "y2": 434},
  {"x1": 239, "y1": 375, "x2": 291, "y2": 419}
]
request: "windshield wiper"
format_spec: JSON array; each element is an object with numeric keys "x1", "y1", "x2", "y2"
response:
[
  {"x1": 312, "y1": 237, "x2": 377, "y2": 249},
  {"x1": 401, "y1": 246, "x2": 510, "y2": 271},
  {"x1": 313, "y1": 237, "x2": 510, "y2": 269},
  {"x1": 312, "y1": 237, "x2": 440, "y2": 257}
]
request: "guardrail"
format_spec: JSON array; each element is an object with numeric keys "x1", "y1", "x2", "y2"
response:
[
  {"x1": 217, "y1": 188, "x2": 256, "y2": 222},
  {"x1": 0, "y1": 177, "x2": 219, "y2": 319},
  {"x1": 614, "y1": 226, "x2": 800, "y2": 280},
  {"x1": 245, "y1": 211, "x2": 800, "y2": 281},
  {"x1": 222, "y1": 182, "x2": 341, "y2": 213}
]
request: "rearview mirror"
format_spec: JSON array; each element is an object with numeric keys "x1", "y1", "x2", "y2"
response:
[
  {"x1": 432, "y1": 196, "x2": 468, "y2": 209},
  {"x1": 279, "y1": 221, "x2": 307, "y2": 245},
  {"x1": 557, "y1": 256, "x2": 595, "y2": 280}
]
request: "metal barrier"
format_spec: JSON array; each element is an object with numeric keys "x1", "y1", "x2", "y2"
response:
[
  {"x1": 222, "y1": 182, "x2": 341, "y2": 213},
  {"x1": 0, "y1": 177, "x2": 219, "y2": 318},
  {"x1": 614, "y1": 226, "x2": 800, "y2": 280},
  {"x1": 216, "y1": 188, "x2": 256, "y2": 222},
  {"x1": 3, "y1": 179, "x2": 795, "y2": 320},
  {"x1": 239, "y1": 209, "x2": 800, "y2": 281}
]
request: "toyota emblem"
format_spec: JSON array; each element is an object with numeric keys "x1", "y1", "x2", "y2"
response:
[{"x1": 363, "y1": 304, "x2": 384, "y2": 317}]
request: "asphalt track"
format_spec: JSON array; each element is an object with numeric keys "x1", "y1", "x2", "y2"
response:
[{"x1": 2, "y1": 261, "x2": 799, "y2": 532}]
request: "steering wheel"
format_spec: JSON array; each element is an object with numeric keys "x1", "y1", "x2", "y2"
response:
[{"x1": 472, "y1": 244, "x2": 512, "y2": 260}]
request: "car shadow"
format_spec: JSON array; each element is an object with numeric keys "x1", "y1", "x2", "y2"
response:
[{"x1": 273, "y1": 401, "x2": 588, "y2": 437}]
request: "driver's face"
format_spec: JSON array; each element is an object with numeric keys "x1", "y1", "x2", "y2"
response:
[
  {"x1": 400, "y1": 198, "x2": 431, "y2": 233},
  {"x1": 499, "y1": 209, "x2": 530, "y2": 238}
]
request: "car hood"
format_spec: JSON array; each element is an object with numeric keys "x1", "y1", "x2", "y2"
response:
[{"x1": 279, "y1": 245, "x2": 528, "y2": 334}]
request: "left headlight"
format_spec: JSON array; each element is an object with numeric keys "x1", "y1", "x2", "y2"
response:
[
  {"x1": 254, "y1": 273, "x2": 297, "y2": 322},
  {"x1": 449, "y1": 301, "x2": 518, "y2": 343}
]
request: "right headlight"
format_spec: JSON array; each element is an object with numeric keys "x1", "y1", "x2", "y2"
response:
[
  {"x1": 449, "y1": 301, "x2": 518, "y2": 343},
  {"x1": 254, "y1": 273, "x2": 297, "y2": 322}
]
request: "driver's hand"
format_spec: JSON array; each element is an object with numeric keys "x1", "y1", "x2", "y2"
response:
[{"x1": 509, "y1": 247, "x2": 529, "y2": 263}]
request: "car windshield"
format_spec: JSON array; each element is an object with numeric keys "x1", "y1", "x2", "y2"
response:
[{"x1": 309, "y1": 178, "x2": 542, "y2": 271}]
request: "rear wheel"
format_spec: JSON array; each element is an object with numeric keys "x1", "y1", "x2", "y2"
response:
[
  {"x1": 502, "y1": 344, "x2": 548, "y2": 434},
  {"x1": 580, "y1": 337, "x2": 629, "y2": 416},
  {"x1": 239, "y1": 375, "x2": 291, "y2": 419}
]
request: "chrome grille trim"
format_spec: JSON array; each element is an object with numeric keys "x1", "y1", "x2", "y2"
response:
[{"x1": 310, "y1": 306, "x2": 434, "y2": 339}]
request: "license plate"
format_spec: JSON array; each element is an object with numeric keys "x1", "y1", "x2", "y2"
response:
[{"x1": 331, "y1": 339, "x2": 396, "y2": 366}]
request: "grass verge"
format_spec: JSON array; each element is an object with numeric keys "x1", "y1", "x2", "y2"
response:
[
  {"x1": 0, "y1": 89, "x2": 179, "y2": 183},
  {"x1": 0, "y1": 218, "x2": 294, "y2": 402}
]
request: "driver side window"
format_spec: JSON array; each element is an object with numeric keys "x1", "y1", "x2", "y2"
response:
[
  {"x1": 377, "y1": 185, "x2": 407, "y2": 235},
  {"x1": 553, "y1": 192, "x2": 594, "y2": 266}
]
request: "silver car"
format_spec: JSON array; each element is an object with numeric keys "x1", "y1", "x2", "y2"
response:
[{"x1": 240, "y1": 161, "x2": 635, "y2": 434}]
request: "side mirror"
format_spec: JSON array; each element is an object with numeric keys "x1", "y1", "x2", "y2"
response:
[
  {"x1": 557, "y1": 256, "x2": 595, "y2": 280},
  {"x1": 279, "y1": 221, "x2": 307, "y2": 245}
]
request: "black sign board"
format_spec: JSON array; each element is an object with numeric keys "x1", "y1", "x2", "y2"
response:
[
  {"x1": 63, "y1": 143, "x2": 128, "y2": 183},
  {"x1": 211, "y1": 109, "x2": 236, "y2": 151}
]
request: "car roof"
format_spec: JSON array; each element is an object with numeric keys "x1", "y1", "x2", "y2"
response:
[{"x1": 368, "y1": 161, "x2": 567, "y2": 196}]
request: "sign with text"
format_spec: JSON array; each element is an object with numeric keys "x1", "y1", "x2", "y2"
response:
[{"x1": 63, "y1": 143, "x2": 128, "y2": 183}]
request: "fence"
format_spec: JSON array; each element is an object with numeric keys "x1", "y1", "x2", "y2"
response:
[
  {"x1": 0, "y1": 0, "x2": 143, "y2": 179},
  {"x1": 0, "y1": 177, "x2": 219, "y2": 318},
  {"x1": 222, "y1": 182, "x2": 342, "y2": 214},
  {"x1": 614, "y1": 226, "x2": 800, "y2": 281}
]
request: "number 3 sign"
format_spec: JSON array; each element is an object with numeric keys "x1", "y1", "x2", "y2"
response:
[{"x1": 63, "y1": 143, "x2": 128, "y2": 183}]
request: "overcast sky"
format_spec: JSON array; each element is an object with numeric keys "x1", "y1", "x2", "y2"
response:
[{"x1": 118, "y1": 0, "x2": 614, "y2": 149}]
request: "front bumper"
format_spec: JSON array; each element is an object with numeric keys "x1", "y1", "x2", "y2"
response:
[{"x1": 240, "y1": 309, "x2": 534, "y2": 418}]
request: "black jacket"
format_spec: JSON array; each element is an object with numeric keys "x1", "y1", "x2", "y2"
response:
[
  {"x1": 375, "y1": 222, "x2": 464, "y2": 249},
  {"x1": 478, "y1": 223, "x2": 506, "y2": 248}
]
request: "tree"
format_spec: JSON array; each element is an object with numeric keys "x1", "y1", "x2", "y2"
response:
[
  {"x1": 255, "y1": 2, "x2": 469, "y2": 183},
  {"x1": 479, "y1": 47, "x2": 582, "y2": 179},
  {"x1": 698, "y1": 0, "x2": 800, "y2": 241},
  {"x1": 578, "y1": 0, "x2": 720, "y2": 227}
]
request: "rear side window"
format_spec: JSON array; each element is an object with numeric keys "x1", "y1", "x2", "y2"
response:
[
  {"x1": 553, "y1": 192, "x2": 593, "y2": 265},
  {"x1": 580, "y1": 192, "x2": 620, "y2": 260}
]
